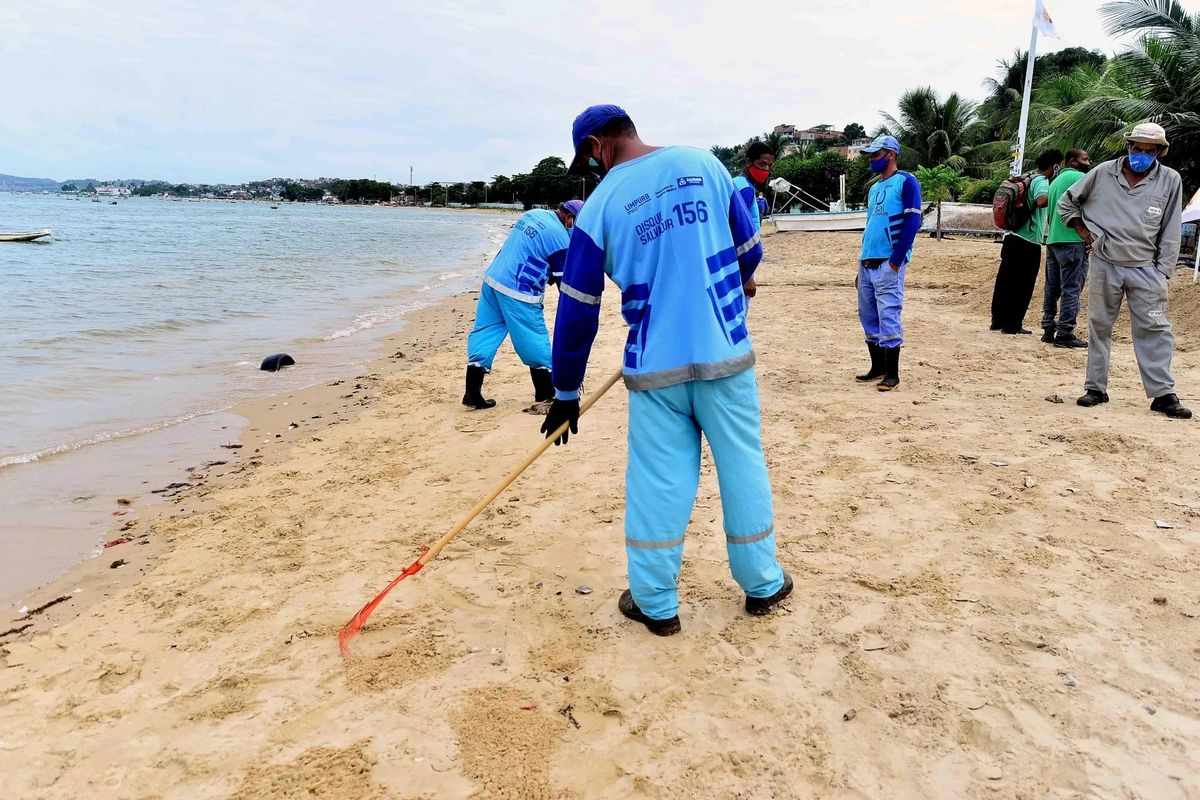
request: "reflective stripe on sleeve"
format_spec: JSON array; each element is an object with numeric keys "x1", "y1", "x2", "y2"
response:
[
  {"x1": 561, "y1": 283, "x2": 602, "y2": 305},
  {"x1": 735, "y1": 231, "x2": 761, "y2": 257}
]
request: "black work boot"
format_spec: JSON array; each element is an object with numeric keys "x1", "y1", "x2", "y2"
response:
[
  {"x1": 746, "y1": 571, "x2": 794, "y2": 616},
  {"x1": 1041, "y1": 328, "x2": 1055, "y2": 343},
  {"x1": 462, "y1": 365, "x2": 496, "y2": 409},
  {"x1": 618, "y1": 589, "x2": 681, "y2": 636},
  {"x1": 877, "y1": 346, "x2": 900, "y2": 391},
  {"x1": 855, "y1": 342, "x2": 886, "y2": 382},
  {"x1": 1076, "y1": 389, "x2": 1109, "y2": 407},
  {"x1": 1054, "y1": 334, "x2": 1088, "y2": 349},
  {"x1": 1151, "y1": 393, "x2": 1193, "y2": 419},
  {"x1": 530, "y1": 367, "x2": 554, "y2": 402}
]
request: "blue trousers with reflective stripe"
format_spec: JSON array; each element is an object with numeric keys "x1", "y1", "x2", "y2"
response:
[
  {"x1": 466, "y1": 284, "x2": 552, "y2": 371},
  {"x1": 625, "y1": 368, "x2": 785, "y2": 620},
  {"x1": 857, "y1": 260, "x2": 906, "y2": 348}
]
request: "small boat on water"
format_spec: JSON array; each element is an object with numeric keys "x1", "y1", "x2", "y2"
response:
[
  {"x1": 0, "y1": 229, "x2": 52, "y2": 242},
  {"x1": 269, "y1": 204, "x2": 279, "y2": 209},
  {"x1": 91, "y1": 198, "x2": 101, "y2": 203}
]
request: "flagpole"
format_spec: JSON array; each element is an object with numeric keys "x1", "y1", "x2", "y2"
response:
[{"x1": 1010, "y1": 15, "x2": 1039, "y2": 176}]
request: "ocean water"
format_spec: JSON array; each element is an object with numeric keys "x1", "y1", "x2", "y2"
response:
[{"x1": 0, "y1": 193, "x2": 506, "y2": 605}]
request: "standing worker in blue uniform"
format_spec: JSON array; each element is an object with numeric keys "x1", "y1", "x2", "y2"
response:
[
  {"x1": 854, "y1": 135, "x2": 922, "y2": 391},
  {"x1": 542, "y1": 104, "x2": 791, "y2": 636},
  {"x1": 463, "y1": 200, "x2": 582, "y2": 410},
  {"x1": 733, "y1": 141, "x2": 774, "y2": 230}
]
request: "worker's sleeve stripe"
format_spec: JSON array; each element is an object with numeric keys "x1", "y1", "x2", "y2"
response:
[
  {"x1": 560, "y1": 283, "x2": 601, "y2": 305},
  {"x1": 735, "y1": 231, "x2": 761, "y2": 257},
  {"x1": 625, "y1": 536, "x2": 686, "y2": 550},
  {"x1": 903, "y1": 208, "x2": 922, "y2": 214},
  {"x1": 726, "y1": 526, "x2": 774, "y2": 545}
]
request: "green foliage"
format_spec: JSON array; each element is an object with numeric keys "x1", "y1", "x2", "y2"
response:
[
  {"x1": 282, "y1": 182, "x2": 324, "y2": 202},
  {"x1": 915, "y1": 164, "x2": 968, "y2": 239},
  {"x1": 960, "y1": 177, "x2": 1002, "y2": 204},
  {"x1": 772, "y1": 151, "x2": 852, "y2": 209},
  {"x1": 842, "y1": 122, "x2": 867, "y2": 142},
  {"x1": 330, "y1": 178, "x2": 394, "y2": 203},
  {"x1": 880, "y1": 87, "x2": 979, "y2": 173}
]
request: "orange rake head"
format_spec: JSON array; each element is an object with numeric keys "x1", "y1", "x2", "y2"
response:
[{"x1": 338, "y1": 549, "x2": 427, "y2": 658}]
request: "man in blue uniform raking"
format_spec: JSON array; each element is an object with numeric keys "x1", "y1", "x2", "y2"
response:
[
  {"x1": 853, "y1": 135, "x2": 922, "y2": 391},
  {"x1": 541, "y1": 104, "x2": 792, "y2": 636},
  {"x1": 463, "y1": 200, "x2": 582, "y2": 411}
]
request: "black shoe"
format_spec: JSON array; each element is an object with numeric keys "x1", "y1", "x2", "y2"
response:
[
  {"x1": 1151, "y1": 394, "x2": 1193, "y2": 419},
  {"x1": 990, "y1": 322, "x2": 1002, "y2": 331},
  {"x1": 1041, "y1": 329, "x2": 1056, "y2": 343},
  {"x1": 855, "y1": 342, "x2": 885, "y2": 382},
  {"x1": 745, "y1": 571, "x2": 794, "y2": 616},
  {"x1": 1076, "y1": 389, "x2": 1109, "y2": 407},
  {"x1": 530, "y1": 367, "x2": 554, "y2": 402},
  {"x1": 462, "y1": 365, "x2": 496, "y2": 409},
  {"x1": 1001, "y1": 327, "x2": 1033, "y2": 335},
  {"x1": 1054, "y1": 334, "x2": 1088, "y2": 349},
  {"x1": 877, "y1": 346, "x2": 900, "y2": 391},
  {"x1": 618, "y1": 589, "x2": 681, "y2": 636}
]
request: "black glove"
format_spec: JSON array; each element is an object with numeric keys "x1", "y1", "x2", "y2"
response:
[{"x1": 541, "y1": 398, "x2": 580, "y2": 446}]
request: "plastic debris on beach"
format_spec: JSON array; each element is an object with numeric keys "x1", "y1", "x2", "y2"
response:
[
  {"x1": 1155, "y1": 519, "x2": 1176, "y2": 529},
  {"x1": 575, "y1": 585, "x2": 593, "y2": 595}
]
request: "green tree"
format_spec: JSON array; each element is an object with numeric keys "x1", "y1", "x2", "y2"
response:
[
  {"x1": 880, "y1": 87, "x2": 979, "y2": 173},
  {"x1": 1041, "y1": 0, "x2": 1200, "y2": 187},
  {"x1": 772, "y1": 151, "x2": 852, "y2": 210},
  {"x1": 60, "y1": 183, "x2": 77, "y2": 192},
  {"x1": 915, "y1": 164, "x2": 967, "y2": 240},
  {"x1": 842, "y1": 122, "x2": 867, "y2": 143},
  {"x1": 281, "y1": 182, "x2": 323, "y2": 201}
]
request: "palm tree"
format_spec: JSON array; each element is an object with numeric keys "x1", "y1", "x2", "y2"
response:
[
  {"x1": 1047, "y1": 0, "x2": 1200, "y2": 185},
  {"x1": 879, "y1": 87, "x2": 979, "y2": 172}
]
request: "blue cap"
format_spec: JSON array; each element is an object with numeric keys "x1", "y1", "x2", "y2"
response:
[
  {"x1": 568, "y1": 104, "x2": 628, "y2": 174},
  {"x1": 560, "y1": 199, "x2": 584, "y2": 217},
  {"x1": 862, "y1": 135, "x2": 900, "y2": 155}
]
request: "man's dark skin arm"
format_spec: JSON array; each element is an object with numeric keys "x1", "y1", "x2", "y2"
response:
[{"x1": 1070, "y1": 218, "x2": 1094, "y2": 250}]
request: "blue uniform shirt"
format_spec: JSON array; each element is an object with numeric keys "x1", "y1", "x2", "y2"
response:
[
  {"x1": 552, "y1": 146, "x2": 762, "y2": 398},
  {"x1": 733, "y1": 174, "x2": 761, "y2": 229},
  {"x1": 483, "y1": 209, "x2": 570, "y2": 302},
  {"x1": 860, "y1": 171, "x2": 923, "y2": 266}
]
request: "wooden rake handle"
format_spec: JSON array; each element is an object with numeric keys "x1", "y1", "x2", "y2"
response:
[{"x1": 339, "y1": 368, "x2": 624, "y2": 656}]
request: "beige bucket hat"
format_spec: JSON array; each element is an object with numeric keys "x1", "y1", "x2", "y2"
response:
[{"x1": 1125, "y1": 121, "x2": 1170, "y2": 155}]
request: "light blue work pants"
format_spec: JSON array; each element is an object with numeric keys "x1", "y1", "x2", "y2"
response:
[
  {"x1": 857, "y1": 260, "x2": 907, "y2": 348},
  {"x1": 625, "y1": 368, "x2": 785, "y2": 620},
  {"x1": 465, "y1": 283, "x2": 551, "y2": 371}
]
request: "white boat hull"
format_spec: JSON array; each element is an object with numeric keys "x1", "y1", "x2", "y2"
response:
[
  {"x1": 0, "y1": 229, "x2": 52, "y2": 242},
  {"x1": 772, "y1": 210, "x2": 867, "y2": 232}
]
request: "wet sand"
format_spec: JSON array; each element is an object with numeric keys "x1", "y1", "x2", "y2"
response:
[{"x1": 2, "y1": 231, "x2": 1198, "y2": 799}]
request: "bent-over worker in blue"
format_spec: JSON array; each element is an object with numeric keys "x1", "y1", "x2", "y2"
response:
[
  {"x1": 541, "y1": 104, "x2": 792, "y2": 636},
  {"x1": 854, "y1": 135, "x2": 922, "y2": 391},
  {"x1": 463, "y1": 200, "x2": 581, "y2": 409}
]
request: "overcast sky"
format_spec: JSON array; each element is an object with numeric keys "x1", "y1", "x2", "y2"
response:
[{"x1": 2, "y1": 0, "x2": 1150, "y2": 184}]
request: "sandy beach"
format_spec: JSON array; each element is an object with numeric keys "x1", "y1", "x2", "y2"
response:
[{"x1": 3, "y1": 230, "x2": 1198, "y2": 799}]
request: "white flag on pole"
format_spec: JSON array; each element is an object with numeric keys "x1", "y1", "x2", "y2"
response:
[{"x1": 1034, "y1": 0, "x2": 1061, "y2": 38}]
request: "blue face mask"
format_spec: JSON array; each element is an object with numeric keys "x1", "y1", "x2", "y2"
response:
[
  {"x1": 1128, "y1": 151, "x2": 1156, "y2": 173},
  {"x1": 587, "y1": 156, "x2": 607, "y2": 178},
  {"x1": 869, "y1": 155, "x2": 889, "y2": 173}
]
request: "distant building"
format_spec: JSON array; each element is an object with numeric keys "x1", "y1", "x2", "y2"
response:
[
  {"x1": 845, "y1": 137, "x2": 874, "y2": 159},
  {"x1": 772, "y1": 124, "x2": 797, "y2": 140},
  {"x1": 797, "y1": 126, "x2": 844, "y2": 143},
  {"x1": 94, "y1": 184, "x2": 131, "y2": 197}
]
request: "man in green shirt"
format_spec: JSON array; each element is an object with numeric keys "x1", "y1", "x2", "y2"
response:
[
  {"x1": 1041, "y1": 149, "x2": 1092, "y2": 348},
  {"x1": 989, "y1": 149, "x2": 1063, "y2": 334}
]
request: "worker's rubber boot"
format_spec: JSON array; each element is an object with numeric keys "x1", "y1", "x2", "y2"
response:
[
  {"x1": 618, "y1": 589, "x2": 681, "y2": 636},
  {"x1": 855, "y1": 342, "x2": 885, "y2": 383},
  {"x1": 462, "y1": 365, "x2": 496, "y2": 410},
  {"x1": 530, "y1": 367, "x2": 555, "y2": 402},
  {"x1": 745, "y1": 571, "x2": 794, "y2": 616},
  {"x1": 877, "y1": 346, "x2": 900, "y2": 391}
]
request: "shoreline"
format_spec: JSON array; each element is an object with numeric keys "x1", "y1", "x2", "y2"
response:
[
  {"x1": 4, "y1": 291, "x2": 477, "y2": 638},
  {"x1": 1, "y1": 205, "x2": 513, "y2": 612}
]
